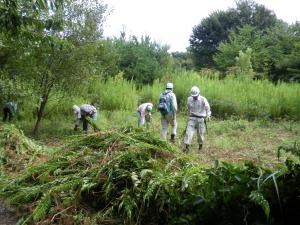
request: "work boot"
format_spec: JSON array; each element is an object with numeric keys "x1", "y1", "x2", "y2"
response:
[
  {"x1": 183, "y1": 144, "x2": 190, "y2": 153},
  {"x1": 170, "y1": 134, "x2": 175, "y2": 143},
  {"x1": 74, "y1": 125, "x2": 79, "y2": 131},
  {"x1": 199, "y1": 144, "x2": 203, "y2": 151}
]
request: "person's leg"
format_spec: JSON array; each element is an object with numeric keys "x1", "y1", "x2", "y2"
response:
[
  {"x1": 184, "y1": 119, "x2": 196, "y2": 152},
  {"x1": 82, "y1": 116, "x2": 88, "y2": 134},
  {"x1": 137, "y1": 112, "x2": 144, "y2": 128},
  {"x1": 197, "y1": 119, "x2": 206, "y2": 150},
  {"x1": 161, "y1": 116, "x2": 168, "y2": 140},
  {"x1": 3, "y1": 108, "x2": 6, "y2": 121},
  {"x1": 145, "y1": 114, "x2": 151, "y2": 130},
  {"x1": 3, "y1": 108, "x2": 9, "y2": 122},
  {"x1": 8, "y1": 109, "x2": 13, "y2": 121},
  {"x1": 170, "y1": 114, "x2": 177, "y2": 143}
]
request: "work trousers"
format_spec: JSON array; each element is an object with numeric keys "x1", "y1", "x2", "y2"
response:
[
  {"x1": 184, "y1": 117, "x2": 206, "y2": 145},
  {"x1": 137, "y1": 112, "x2": 151, "y2": 128},
  {"x1": 161, "y1": 113, "x2": 177, "y2": 140},
  {"x1": 3, "y1": 107, "x2": 13, "y2": 122}
]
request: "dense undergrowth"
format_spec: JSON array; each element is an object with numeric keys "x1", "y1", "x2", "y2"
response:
[{"x1": 0, "y1": 124, "x2": 300, "y2": 225}]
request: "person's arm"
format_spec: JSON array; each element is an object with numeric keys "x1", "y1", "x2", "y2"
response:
[
  {"x1": 187, "y1": 97, "x2": 190, "y2": 111},
  {"x1": 204, "y1": 97, "x2": 211, "y2": 118},
  {"x1": 172, "y1": 93, "x2": 178, "y2": 112},
  {"x1": 92, "y1": 111, "x2": 97, "y2": 120}
]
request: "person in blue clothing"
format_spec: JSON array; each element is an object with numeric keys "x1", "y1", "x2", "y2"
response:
[{"x1": 2, "y1": 101, "x2": 17, "y2": 122}]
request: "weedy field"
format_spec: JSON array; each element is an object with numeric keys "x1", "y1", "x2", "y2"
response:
[
  {"x1": 1, "y1": 71, "x2": 299, "y2": 224},
  {"x1": 0, "y1": 114, "x2": 299, "y2": 225},
  {"x1": 14, "y1": 111, "x2": 300, "y2": 168}
]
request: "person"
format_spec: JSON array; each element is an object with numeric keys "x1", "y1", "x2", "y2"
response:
[
  {"x1": 2, "y1": 101, "x2": 17, "y2": 122},
  {"x1": 72, "y1": 103, "x2": 97, "y2": 134},
  {"x1": 183, "y1": 86, "x2": 211, "y2": 152},
  {"x1": 158, "y1": 82, "x2": 177, "y2": 143},
  {"x1": 137, "y1": 102, "x2": 153, "y2": 128},
  {"x1": 72, "y1": 105, "x2": 81, "y2": 131}
]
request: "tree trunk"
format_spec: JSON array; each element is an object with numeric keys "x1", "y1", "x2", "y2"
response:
[{"x1": 33, "y1": 95, "x2": 48, "y2": 136}]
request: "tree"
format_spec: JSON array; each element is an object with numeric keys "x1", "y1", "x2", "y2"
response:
[
  {"x1": 7, "y1": 39, "x2": 98, "y2": 134},
  {"x1": 189, "y1": 0, "x2": 278, "y2": 68},
  {"x1": 113, "y1": 35, "x2": 172, "y2": 85},
  {"x1": 0, "y1": 0, "x2": 63, "y2": 33},
  {"x1": 171, "y1": 51, "x2": 194, "y2": 70},
  {"x1": 1, "y1": 0, "x2": 109, "y2": 134},
  {"x1": 60, "y1": 0, "x2": 108, "y2": 43},
  {"x1": 235, "y1": 48, "x2": 254, "y2": 79},
  {"x1": 214, "y1": 22, "x2": 300, "y2": 82}
]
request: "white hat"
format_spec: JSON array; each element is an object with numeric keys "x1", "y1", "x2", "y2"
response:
[
  {"x1": 166, "y1": 82, "x2": 173, "y2": 89},
  {"x1": 190, "y1": 86, "x2": 200, "y2": 97},
  {"x1": 72, "y1": 105, "x2": 80, "y2": 113}
]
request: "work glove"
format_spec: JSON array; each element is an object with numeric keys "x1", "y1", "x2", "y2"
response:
[{"x1": 206, "y1": 116, "x2": 211, "y2": 122}]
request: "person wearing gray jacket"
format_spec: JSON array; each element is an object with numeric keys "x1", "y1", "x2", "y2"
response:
[
  {"x1": 72, "y1": 104, "x2": 97, "y2": 134},
  {"x1": 183, "y1": 86, "x2": 211, "y2": 152}
]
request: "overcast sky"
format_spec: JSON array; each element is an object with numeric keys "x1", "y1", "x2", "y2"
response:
[{"x1": 102, "y1": 0, "x2": 300, "y2": 52}]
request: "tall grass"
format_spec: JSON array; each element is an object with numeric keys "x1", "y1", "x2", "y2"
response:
[
  {"x1": 11, "y1": 70, "x2": 299, "y2": 122},
  {"x1": 140, "y1": 71, "x2": 300, "y2": 120},
  {"x1": 86, "y1": 74, "x2": 138, "y2": 111}
]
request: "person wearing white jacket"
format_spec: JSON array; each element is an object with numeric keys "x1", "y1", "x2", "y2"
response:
[
  {"x1": 137, "y1": 102, "x2": 153, "y2": 128},
  {"x1": 158, "y1": 82, "x2": 178, "y2": 143},
  {"x1": 184, "y1": 86, "x2": 211, "y2": 152},
  {"x1": 72, "y1": 104, "x2": 97, "y2": 134}
]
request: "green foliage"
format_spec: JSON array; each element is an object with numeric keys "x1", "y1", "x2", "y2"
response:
[
  {"x1": 171, "y1": 51, "x2": 194, "y2": 70},
  {"x1": 140, "y1": 71, "x2": 300, "y2": 120},
  {"x1": 113, "y1": 35, "x2": 173, "y2": 85},
  {"x1": 0, "y1": 0, "x2": 63, "y2": 33},
  {"x1": 214, "y1": 23, "x2": 300, "y2": 82},
  {"x1": 278, "y1": 140, "x2": 300, "y2": 160},
  {"x1": 235, "y1": 48, "x2": 254, "y2": 79},
  {"x1": 32, "y1": 194, "x2": 52, "y2": 222},
  {"x1": 86, "y1": 74, "x2": 138, "y2": 111},
  {"x1": 0, "y1": 124, "x2": 299, "y2": 224},
  {"x1": 190, "y1": 0, "x2": 278, "y2": 68},
  {"x1": 0, "y1": 124, "x2": 43, "y2": 171},
  {"x1": 62, "y1": 0, "x2": 108, "y2": 43}
]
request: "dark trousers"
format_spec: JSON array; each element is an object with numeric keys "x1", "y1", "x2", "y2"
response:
[
  {"x1": 82, "y1": 116, "x2": 89, "y2": 133},
  {"x1": 3, "y1": 107, "x2": 13, "y2": 122}
]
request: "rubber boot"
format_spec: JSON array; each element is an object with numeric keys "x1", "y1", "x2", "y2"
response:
[
  {"x1": 183, "y1": 144, "x2": 190, "y2": 153},
  {"x1": 74, "y1": 124, "x2": 79, "y2": 131},
  {"x1": 170, "y1": 134, "x2": 175, "y2": 143},
  {"x1": 199, "y1": 144, "x2": 203, "y2": 151}
]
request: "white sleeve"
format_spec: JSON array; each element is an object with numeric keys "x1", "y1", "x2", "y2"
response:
[
  {"x1": 204, "y1": 97, "x2": 211, "y2": 117},
  {"x1": 172, "y1": 93, "x2": 178, "y2": 112}
]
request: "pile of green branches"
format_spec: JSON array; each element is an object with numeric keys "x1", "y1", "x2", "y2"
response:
[
  {"x1": 0, "y1": 125, "x2": 299, "y2": 225},
  {"x1": 0, "y1": 124, "x2": 45, "y2": 172}
]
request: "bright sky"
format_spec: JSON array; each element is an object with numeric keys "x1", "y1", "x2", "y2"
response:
[{"x1": 102, "y1": 0, "x2": 300, "y2": 52}]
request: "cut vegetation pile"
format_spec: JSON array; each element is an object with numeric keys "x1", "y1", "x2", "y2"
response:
[
  {"x1": 0, "y1": 124, "x2": 45, "y2": 173},
  {"x1": 0, "y1": 124, "x2": 299, "y2": 225}
]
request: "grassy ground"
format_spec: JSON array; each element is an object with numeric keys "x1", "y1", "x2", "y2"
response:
[{"x1": 11, "y1": 110, "x2": 300, "y2": 169}]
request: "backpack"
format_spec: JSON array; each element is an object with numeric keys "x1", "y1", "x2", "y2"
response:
[{"x1": 158, "y1": 92, "x2": 172, "y2": 115}]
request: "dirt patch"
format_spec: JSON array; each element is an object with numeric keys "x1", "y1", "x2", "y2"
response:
[{"x1": 0, "y1": 202, "x2": 19, "y2": 225}]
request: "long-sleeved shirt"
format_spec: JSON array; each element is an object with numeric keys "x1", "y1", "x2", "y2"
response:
[
  {"x1": 137, "y1": 103, "x2": 153, "y2": 118},
  {"x1": 187, "y1": 95, "x2": 211, "y2": 118},
  {"x1": 160, "y1": 90, "x2": 177, "y2": 113},
  {"x1": 80, "y1": 104, "x2": 97, "y2": 120}
]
